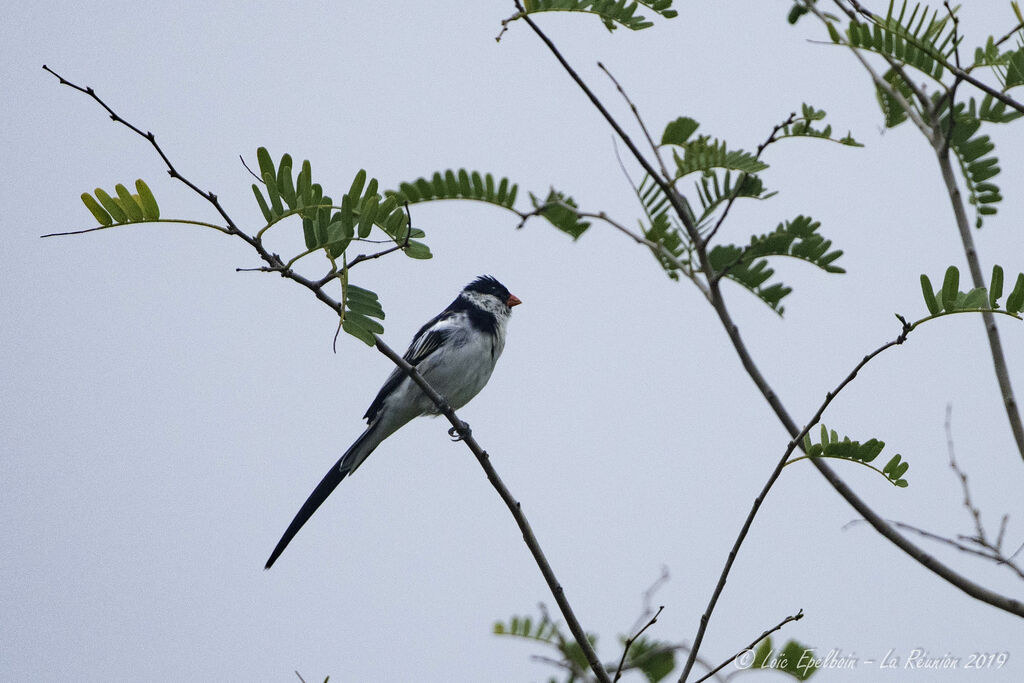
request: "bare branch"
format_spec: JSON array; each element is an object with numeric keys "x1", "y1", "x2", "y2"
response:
[
  {"x1": 614, "y1": 605, "x2": 664, "y2": 682},
  {"x1": 597, "y1": 61, "x2": 672, "y2": 182},
  {"x1": 693, "y1": 609, "x2": 804, "y2": 683},
  {"x1": 628, "y1": 566, "x2": 670, "y2": 635}
]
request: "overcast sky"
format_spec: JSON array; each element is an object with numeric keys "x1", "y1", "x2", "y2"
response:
[{"x1": 3, "y1": 2, "x2": 1023, "y2": 681}]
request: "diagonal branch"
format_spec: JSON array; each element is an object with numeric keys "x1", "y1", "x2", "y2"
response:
[
  {"x1": 613, "y1": 605, "x2": 664, "y2": 682},
  {"x1": 45, "y1": 64, "x2": 609, "y2": 683},
  {"x1": 692, "y1": 609, "x2": 804, "y2": 683},
  {"x1": 597, "y1": 61, "x2": 672, "y2": 182}
]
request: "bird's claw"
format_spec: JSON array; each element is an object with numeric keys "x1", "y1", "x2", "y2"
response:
[{"x1": 448, "y1": 422, "x2": 471, "y2": 441}]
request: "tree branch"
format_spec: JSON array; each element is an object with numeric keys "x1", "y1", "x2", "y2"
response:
[
  {"x1": 931, "y1": 143, "x2": 1024, "y2": 459},
  {"x1": 692, "y1": 609, "x2": 804, "y2": 683},
  {"x1": 613, "y1": 605, "x2": 664, "y2": 682},
  {"x1": 45, "y1": 64, "x2": 609, "y2": 683}
]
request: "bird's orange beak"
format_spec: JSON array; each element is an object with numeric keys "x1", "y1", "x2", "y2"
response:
[{"x1": 507, "y1": 294, "x2": 522, "y2": 307}]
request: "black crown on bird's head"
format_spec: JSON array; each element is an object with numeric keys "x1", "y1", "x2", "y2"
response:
[{"x1": 464, "y1": 275, "x2": 510, "y2": 300}]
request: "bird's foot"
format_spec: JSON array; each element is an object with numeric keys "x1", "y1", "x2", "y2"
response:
[{"x1": 448, "y1": 421, "x2": 471, "y2": 441}]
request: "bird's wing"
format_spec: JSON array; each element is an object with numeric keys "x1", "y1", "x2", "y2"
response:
[{"x1": 362, "y1": 310, "x2": 461, "y2": 423}]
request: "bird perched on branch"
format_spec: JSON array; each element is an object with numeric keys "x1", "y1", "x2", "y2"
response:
[{"x1": 265, "y1": 275, "x2": 521, "y2": 568}]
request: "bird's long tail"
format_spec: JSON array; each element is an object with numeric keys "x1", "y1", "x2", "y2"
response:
[{"x1": 264, "y1": 425, "x2": 380, "y2": 569}]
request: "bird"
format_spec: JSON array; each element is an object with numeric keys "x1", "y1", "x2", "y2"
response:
[{"x1": 265, "y1": 275, "x2": 521, "y2": 568}]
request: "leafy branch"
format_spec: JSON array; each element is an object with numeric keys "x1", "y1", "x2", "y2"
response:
[
  {"x1": 797, "y1": 0, "x2": 1024, "y2": 462},
  {"x1": 789, "y1": 424, "x2": 910, "y2": 487}
]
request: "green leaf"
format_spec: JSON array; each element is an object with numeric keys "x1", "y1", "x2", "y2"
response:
[
  {"x1": 753, "y1": 638, "x2": 773, "y2": 667},
  {"x1": 708, "y1": 216, "x2": 843, "y2": 314},
  {"x1": 1005, "y1": 273, "x2": 1024, "y2": 314},
  {"x1": 778, "y1": 104, "x2": 863, "y2": 146},
  {"x1": 403, "y1": 240, "x2": 433, "y2": 259},
  {"x1": 114, "y1": 183, "x2": 144, "y2": 222},
  {"x1": 81, "y1": 192, "x2": 113, "y2": 226},
  {"x1": 262, "y1": 171, "x2": 283, "y2": 215},
  {"x1": 521, "y1": 0, "x2": 677, "y2": 31},
  {"x1": 940, "y1": 97, "x2": 1005, "y2": 227},
  {"x1": 342, "y1": 317, "x2": 376, "y2": 346},
  {"x1": 920, "y1": 273, "x2": 940, "y2": 314},
  {"x1": 746, "y1": 635, "x2": 824, "y2": 679},
  {"x1": 941, "y1": 265, "x2": 959, "y2": 311},
  {"x1": 135, "y1": 179, "x2": 160, "y2": 220},
  {"x1": 876, "y1": 67, "x2": 915, "y2": 128},
  {"x1": 845, "y1": 3, "x2": 960, "y2": 83},
  {"x1": 800, "y1": 423, "x2": 911, "y2": 487},
  {"x1": 387, "y1": 169, "x2": 519, "y2": 210},
  {"x1": 529, "y1": 189, "x2": 591, "y2": 239},
  {"x1": 347, "y1": 169, "x2": 367, "y2": 205},
  {"x1": 961, "y1": 287, "x2": 988, "y2": 309},
  {"x1": 624, "y1": 636, "x2": 675, "y2": 683},
  {"x1": 990, "y1": 265, "x2": 1004, "y2": 308},
  {"x1": 278, "y1": 164, "x2": 296, "y2": 209},
  {"x1": 93, "y1": 188, "x2": 127, "y2": 223},
  {"x1": 788, "y1": 3, "x2": 811, "y2": 25},
  {"x1": 692, "y1": 170, "x2": 775, "y2": 227},
  {"x1": 671, "y1": 135, "x2": 768, "y2": 179},
  {"x1": 660, "y1": 116, "x2": 699, "y2": 145},
  {"x1": 256, "y1": 147, "x2": 275, "y2": 181},
  {"x1": 342, "y1": 313, "x2": 382, "y2": 335},
  {"x1": 357, "y1": 195, "x2": 378, "y2": 239},
  {"x1": 493, "y1": 614, "x2": 563, "y2": 645},
  {"x1": 1006, "y1": 47, "x2": 1024, "y2": 89}
]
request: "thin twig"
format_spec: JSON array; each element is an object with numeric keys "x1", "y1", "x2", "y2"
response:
[
  {"x1": 240, "y1": 153, "x2": 262, "y2": 182},
  {"x1": 844, "y1": 518, "x2": 1024, "y2": 581},
  {"x1": 693, "y1": 609, "x2": 804, "y2": 683},
  {"x1": 614, "y1": 606, "x2": 664, "y2": 682},
  {"x1": 946, "y1": 405, "x2": 985, "y2": 539},
  {"x1": 597, "y1": 61, "x2": 671, "y2": 182},
  {"x1": 628, "y1": 566, "x2": 670, "y2": 635},
  {"x1": 41, "y1": 218, "x2": 231, "y2": 238}
]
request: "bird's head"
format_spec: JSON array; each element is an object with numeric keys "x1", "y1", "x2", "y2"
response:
[{"x1": 463, "y1": 275, "x2": 521, "y2": 310}]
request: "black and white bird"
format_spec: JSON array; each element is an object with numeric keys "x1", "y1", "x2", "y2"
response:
[{"x1": 265, "y1": 275, "x2": 521, "y2": 568}]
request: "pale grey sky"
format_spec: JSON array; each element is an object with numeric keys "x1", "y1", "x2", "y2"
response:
[{"x1": 3, "y1": 2, "x2": 1023, "y2": 681}]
